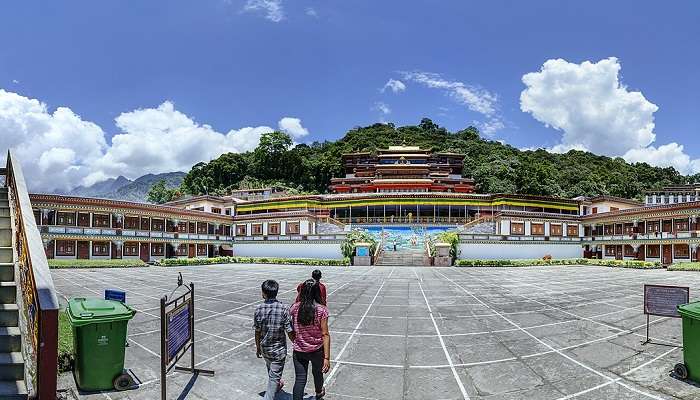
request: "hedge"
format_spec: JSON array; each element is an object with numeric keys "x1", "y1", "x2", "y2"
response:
[
  {"x1": 668, "y1": 262, "x2": 700, "y2": 271},
  {"x1": 48, "y1": 259, "x2": 148, "y2": 269},
  {"x1": 157, "y1": 256, "x2": 351, "y2": 267},
  {"x1": 455, "y1": 258, "x2": 662, "y2": 269}
]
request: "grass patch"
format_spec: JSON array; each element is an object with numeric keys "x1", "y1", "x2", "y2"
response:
[
  {"x1": 48, "y1": 259, "x2": 147, "y2": 269},
  {"x1": 668, "y1": 262, "x2": 700, "y2": 271},
  {"x1": 455, "y1": 258, "x2": 662, "y2": 269},
  {"x1": 157, "y1": 256, "x2": 350, "y2": 267},
  {"x1": 58, "y1": 310, "x2": 74, "y2": 373}
]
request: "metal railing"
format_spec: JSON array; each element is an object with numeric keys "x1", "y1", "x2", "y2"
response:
[
  {"x1": 5, "y1": 151, "x2": 59, "y2": 399},
  {"x1": 335, "y1": 216, "x2": 470, "y2": 225}
]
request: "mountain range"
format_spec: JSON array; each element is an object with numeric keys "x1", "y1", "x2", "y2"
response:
[{"x1": 65, "y1": 172, "x2": 186, "y2": 203}]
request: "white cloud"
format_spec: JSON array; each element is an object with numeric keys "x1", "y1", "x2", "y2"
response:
[
  {"x1": 0, "y1": 89, "x2": 309, "y2": 191},
  {"x1": 278, "y1": 117, "x2": 309, "y2": 138},
  {"x1": 521, "y1": 57, "x2": 700, "y2": 174},
  {"x1": 401, "y1": 71, "x2": 503, "y2": 135},
  {"x1": 243, "y1": 0, "x2": 284, "y2": 22},
  {"x1": 11, "y1": 80, "x2": 19, "y2": 84},
  {"x1": 373, "y1": 102, "x2": 391, "y2": 115},
  {"x1": 402, "y1": 71, "x2": 498, "y2": 116},
  {"x1": 382, "y1": 79, "x2": 406, "y2": 94},
  {"x1": 305, "y1": 7, "x2": 317, "y2": 17}
]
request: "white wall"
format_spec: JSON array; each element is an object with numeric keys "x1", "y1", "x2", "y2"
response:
[
  {"x1": 457, "y1": 243, "x2": 582, "y2": 260},
  {"x1": 232, "y1": 242, "x2": 343, "y2": 259}
]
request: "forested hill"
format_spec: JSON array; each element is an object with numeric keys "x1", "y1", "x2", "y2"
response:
[{"x1": 177, "y1": 119, "x2": 694, "y2": 201}]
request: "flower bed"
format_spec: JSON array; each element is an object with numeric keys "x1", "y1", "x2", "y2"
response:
[
  {"x1": 48, "y1": 259, "x2": 148, "y2": 269},
  {"x1": 455, "y1": 258, "x2": 662, "y2": 269},
  {"x1": 158, "y1": 256, "x2": 350, "y2": 267}
]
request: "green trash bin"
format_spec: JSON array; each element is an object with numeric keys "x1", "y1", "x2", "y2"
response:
[
  {"x1": 67, "y1": 297, "x2": 136, "y2": 391},
  {"x1": 676, "y1": 301, "x2": 700, "y2": 381}
]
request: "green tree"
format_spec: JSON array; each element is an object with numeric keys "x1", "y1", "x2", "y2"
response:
[{"x1": 147, "y1": 179, "x2": 178, "y2": 204}]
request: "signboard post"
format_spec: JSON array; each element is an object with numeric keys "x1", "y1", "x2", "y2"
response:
[
  {"x1": 160, "y1": 275, "x2": 214, "y2": 399},
  {"x1": 643, "y1": 284, "x2": 689, "y2": 344}
]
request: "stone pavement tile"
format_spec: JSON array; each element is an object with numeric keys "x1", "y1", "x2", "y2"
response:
[
  {"x1": 567, "y1": 340, "x2": 645, "y2": 370},
  {"x1": 327, "y1": 365, "x2": 404, "y2": 400},
  {"x1": 522, "y1": 352, "x2": 608, "y2": 396},
  {"x1": 473, "y1": 385, "x2": 564, "y2": 400},
  {"x1": 368, "y1": 304, "x2": 409, "y2": 318},
  {"x1": 526, "y1": 320, "x2": 618, "y2": 348},
  {"x1": 328, "y1": 315, "x2": 363, "y2": 331},
  {"x1": 445, "y1": 335, "x2": 515, "y2": 365},
  {"x1": 406, "y1": 336, "x2": 449, "y2": 366},
  {"x1": 340, "y1": 334, "x2": 407, "y2": 365},
  {"x1": 462, "y1": 360, "x2": 544, "y2": 397},
  {"x1": 357, "y1": 315, "x2": 408, "y2": 335},
  {"x1": 404, "y1": 368, "x2": 466, "y2": 399},
  {"x1": 574, "y1": 383, "x2": 657, "y2": 399},
  {"x1": 407, "y1": 317, "x2": 439, "y2": 335},
  {"x1": 505, "y1": 309, "x2": 574, "y2": 328}
]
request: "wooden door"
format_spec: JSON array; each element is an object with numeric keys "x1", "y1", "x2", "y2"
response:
[
  {"x1": 615, "y1": 245, "x2": 623, "y2": 260},
  {"x1": 139, "y1": 243, "x2": 150, "y2": 262},
  {"x1": 662, "y1": 244, "x2": 672, "y2": 265},
  {"x1": 77, "y1": 241, "x2": 89, "y2": 259},
  {"x1": 188, "y1": 244, "x2": 196, "y2": 258}
]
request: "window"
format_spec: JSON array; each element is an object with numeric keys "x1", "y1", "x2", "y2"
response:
[
  {"x1": 252, "y1": 224, "x2": 263, "y2": 235},
  {"x1": 151, "y1": 219, "x2": 165, "y2": 231},
  {"x1": 177, "y1": 222, "x2": 188, "y2": 233},
  {"x1": 268, "y1": 223, "x2": 281, "y2": 235},
  {"x1": 605, "y1": 246, "x2": 616, "y2": 256},
  {"x1": 124, "y1": 243, "x2": 139, "y2": 256},
  {"x1": 56, "y1": 240, "x2": 75, "y2": 256},
  {"x1": 675, "y1": 244, "x2": 690, "y2": 259},
  {"x1": 531, "y1": 223, "x2": 545, "y2": 236},
  {"x1": 140, "y1": 217, "x2": 150, "y2": 231},
  {"x1": 510, "y1": 222, "x2": 525, "y2": 235},
  {"x1": 624, "y1": 245, "x2": 635, "y2": 257},
  {"x1": 286, "y1": 222, "x2": 300, "y2": 235},
  {"x1": 189, "y1": 222, "x2": 196, "y2": 234},
  {"x1": 176, "y1": 244, "x2": 188, "y2": 256},
  {"x1": 592, "y1": 207, "x2": 598, "y2": 214},
  {"x1": 604, "y1": 225, "x2": 614, "y2": 235},
  {"x1": 92, "y1": 241, "x2": 109, "y2": 256},
  {"x1": 674, "y1": 219, "x2": 689, "y2": 232},
  {"x1": 77, "y1": 213, "x2": 90, "y2": 227},
  {"x1": 610, "y1": 207, "x2": 619, "y2": 212},
  {"x1": 614, "y1": 224, "x2": 623, "y2": 235},
  {"x1": 567, "y1": 224, "x2": 579, "y2": 236},
  {"x1": 236, "y1": 224, "x2": 247, "y2": 236},
  {"x1": 647, "y1": 221, "x2": 660, "y2": 233},
  {"x1": 197, "y1": 222, "x2": 208, "y2": 234},
  {"x1": 124, "y1": 216, "x2": 139, "y2": 230},
  {"x1": 225, "y1": 209, "x2": 232, "y2": 216},
  {"x1": 647, "y1": 245, "x2": 660, "y2": 258},
  {"x1": 197, "y1": 244, "x2": 207, "y2": 256},
  {"x1": 151, "y1": 243, "x2": 164, "y2": 256},
  {"x1": 93, "y1": 214, "x2": 110, "y2": 228},
  {"x1": 211, "y1": 207, "x2": 221, "y2": 214},
  {"x1": 624, "y1": 224, "x2": 635, "y2": 235},
  {"x1": 56, "y1": 212, "x2": 76, "y2": 226},
  {"x1": 550, "y1": 224, "x2": 563, "y2": 236}
]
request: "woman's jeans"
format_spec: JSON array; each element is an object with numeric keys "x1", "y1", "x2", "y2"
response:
[{"x1": 293, "y1": 347, "x2": 324, "y2": 399}]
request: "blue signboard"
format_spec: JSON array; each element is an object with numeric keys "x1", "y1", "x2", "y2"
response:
[
  {"x1": 105, "y1": 289, "x2": 126, "y2": 303},
  {"x1": 167, "y1": 301, "x2": 191, "y2": 363},
  {"x1": 356, "y1": 247, "x2": 369, "y2": 257}
]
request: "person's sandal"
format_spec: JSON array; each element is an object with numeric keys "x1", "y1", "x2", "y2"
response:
[{"x1": 316, "y1": 387, "x2": 325, "y2": 399}]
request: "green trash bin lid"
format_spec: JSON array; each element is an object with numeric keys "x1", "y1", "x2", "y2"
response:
[
  {"x1": 678, "y1": 301, "x2": 700, "y2": 319},
  {"x1": 67, "y1": 298, "x2": 136, "y2": 326}
]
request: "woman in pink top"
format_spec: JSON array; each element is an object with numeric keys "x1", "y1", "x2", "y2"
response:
[{"x1": 290, "y1": 279, "x2": 331, "y2": 400}]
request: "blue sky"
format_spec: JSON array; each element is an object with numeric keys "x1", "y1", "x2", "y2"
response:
[{"x1": 1, "y1": 1, "x2": 699, "y2": 190}]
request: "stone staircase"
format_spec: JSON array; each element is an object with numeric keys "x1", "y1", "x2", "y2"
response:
[
  {"x1": 458, "y1": 221, "x2": 496, "y2": 234},
  {"x1": 375, "y1": 248, "x2": 428, "y2": 266},
  {"x1": 316, "y1": 221, "x2": 345, "y2": 234},
  {"x1": 0, "y1": 187, "x2": 26, "y2": 399}
]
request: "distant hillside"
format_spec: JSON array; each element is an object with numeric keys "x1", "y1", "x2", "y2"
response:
[
  {"x1": 66, "y1": 172, "x2": 185, "y2": 202},
  {"x1": 181, "y1": 118, "x2": 696, "y2": 201}
]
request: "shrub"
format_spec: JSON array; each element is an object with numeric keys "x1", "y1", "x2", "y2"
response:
[
  {"x1": 668, "y1": 262, "x2": 700, "y2": 271},
  {"x1": 436, "y1": 231, "x2": 460, "y2": 258},
  {"x1": 340, "y1": 229, "x2": 377, "y2": 259},
  {"x1": 157, "y1": 256, "x2": 350, "y2": 267},
  {"x1": 48, "y1": 259, "x2": 148, "y2": 269},
  {"x1": 455, "y1": 258, "x2": 662, "y2": 269}
]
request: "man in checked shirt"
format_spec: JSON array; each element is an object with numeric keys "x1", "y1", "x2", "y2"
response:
[{"x1": 254, "y1": 280, "x2": 295, "y2": 400}]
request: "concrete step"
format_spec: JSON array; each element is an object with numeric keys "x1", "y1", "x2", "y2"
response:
[
  {"x1": 0, "y1": 328, "x2": 22, "y2": 353},
  {"x1": 0, "y1": 207, "x2": 8, "y2": 217},
  {"x1": 0, "y1": 305, "x2": 19, "y2": 327},
  {"x1": 0, "y1": 217, "x2": 8, "y2": 230},
  {"x1": 0, "y1": 192, "x2": 7, "y2": 201},
  {"x1": 0, "y1": 380, "x2": 28, "y2": 400},
  {"x1": 0, "y1": 283, "x2": 16, "y2": 304},
  {"x1": 0, "y1": 264, "x2": 13, "y2": 282},
  {"x1": 0, "y1": 229, "x2": 9, "y2": 248},
  {"x1": 0, "y1": 248, "x2": 11, "y2": 264},
  {"x1": 0, "y1": 353, "x2": 24, "y2": 381}
]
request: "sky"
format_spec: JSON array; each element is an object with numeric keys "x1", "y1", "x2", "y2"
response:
[{"x1": 1, "y1": 1, "x2": 699, "y2": 191}]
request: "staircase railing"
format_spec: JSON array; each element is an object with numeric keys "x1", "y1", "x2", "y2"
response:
[
  {"x1": 460, "y1": 213, "x2": 498, "y2": 231},
  {"x1": 5, "y1": 151, "x2": 59, "y2": 399},
  {"x1": 321, "y1": 216, "x2": 347, "y2": 230},
  {"x1": 372, "y1": 233, "x2": 384, "y2": 265}
]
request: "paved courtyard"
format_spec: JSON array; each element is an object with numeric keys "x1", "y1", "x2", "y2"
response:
[{"x1": 51, "y1": 264, "x2": 700, "y2": 400}]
